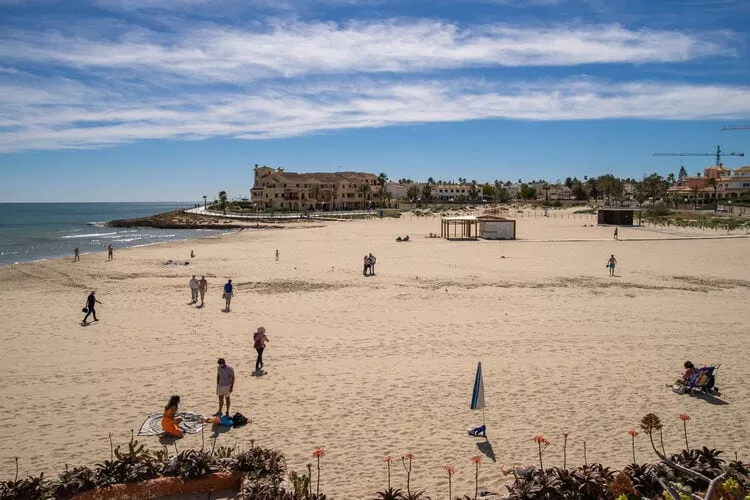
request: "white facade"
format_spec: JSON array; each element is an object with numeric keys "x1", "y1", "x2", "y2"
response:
[{"x1": 477, "y1": 218, "x2": 516, "y2": 240}]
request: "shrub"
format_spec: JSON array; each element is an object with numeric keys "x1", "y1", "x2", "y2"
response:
[
  {"x1": 0, "y1": 473, "x2": 53, "y2": 499},
  {"x1": 54, "y1": 466, "x2": 98, "y2": 498},
  {"x1": 165, "y1": 450, "x2": 216, "y2": 481},
  {"x1": 228, "y1": 448, "x2": 285, "y2": 482}
]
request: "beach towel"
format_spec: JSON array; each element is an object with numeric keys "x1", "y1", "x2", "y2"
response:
[{"x1": 138, "y1": 411, "x2": 205, "y2": 436}]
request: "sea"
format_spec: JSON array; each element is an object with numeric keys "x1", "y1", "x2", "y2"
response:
[{"x1": 0, "y1": 202, "x2": 229, "y2": 266}]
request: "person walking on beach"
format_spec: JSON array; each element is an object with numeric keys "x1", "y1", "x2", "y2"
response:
[
  {"x1": 82, "y1": 291, "x2": 102, "y2": 324},
  {"x1": 606, "y1": 254, "x2": 617, "y2": 276},
  {"x1": 275, "y1": 249, "x2": 279, "y2": 261},
  {"x1": 73, "y1": 247, "x2": 80, "y2": 262},
  {"x1": 613, "y1": 227, "x2": 619, "y2": 240},
  {"x1": 198, "y1": 276, "x2": 207, "y2": 307},
  {"x1": 107, "y1": 243, "x2": 114, "y2": 261},
  {"x1": 253, "y1": 326, "x2": 269, "y2": 373},
  {"x1": 369, "y1": 253, "x2": 377, "y2": 276},
  {"x1": 216, "y1": 358, "x2": 235, "y2": 417},
  {"x1": 189, "y1": 275, "x2": 199, "y2": 304},
  {"x1": 363, "y1": 254, "x2": 370, "y2": 276},
  {"x1": 223, "y1": 279, "x2": 233, "y2": 312}
]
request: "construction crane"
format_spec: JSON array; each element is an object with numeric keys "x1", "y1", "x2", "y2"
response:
[
  {"x1": 722, "y1": 125, "x2": 750, "y2": 130},
  {"x1": 651, "y1": 145, "x2": 744, "y2": 166}
]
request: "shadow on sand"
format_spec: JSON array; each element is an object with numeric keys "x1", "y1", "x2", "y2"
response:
[
  {"x1": 476, "y1": 439, "x2": 496, "y2": 462},
  {"x1": 693, "y1": 392, "x2": 729, "y2": 405}
]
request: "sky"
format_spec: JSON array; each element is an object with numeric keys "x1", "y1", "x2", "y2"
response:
[{"x1": 1, "y1": 0, "x2": 750, "y2": 202}]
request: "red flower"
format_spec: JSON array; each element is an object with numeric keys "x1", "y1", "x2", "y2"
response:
[
  {"x1": 679, "y1": 413, "x2": 691, "y2": 422},
  {"x1": 443, "y1": 464, "x2": 455, "y2": 475},
  {"x1": 471, "y1": 456, "x2": 482, "y2": 465},
  {"x1": 312, "y1": 448, "x2": 325, "y2": 458},
  {"x1": 384, "y1": 455, "x2": 393, "y2": 463},
  {"x1": 404, "y1": 453, "x2": 414, "y2": 461},
  {"x1": 628, "y1": 429, "x2": 639, "y2": 437}
]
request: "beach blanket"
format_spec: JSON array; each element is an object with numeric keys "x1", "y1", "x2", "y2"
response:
[{"x1": 138, "y1": 411, "x2": 205, "y2": 436}]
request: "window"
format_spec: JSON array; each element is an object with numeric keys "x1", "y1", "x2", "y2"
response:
[{"x1": 275, "y1": 193, "x2": 279, "y2": 198}]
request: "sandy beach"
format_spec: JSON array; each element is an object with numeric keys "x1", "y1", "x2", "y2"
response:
[{"x1": 1, "y1": 209, "x2": 749, "y2": 498}]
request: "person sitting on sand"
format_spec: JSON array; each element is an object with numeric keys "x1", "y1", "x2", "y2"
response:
[
  {"x1": 396, "y1": 236, "x2": 402, "y2": 242},
  {"x1": 672, "y1": 361, "x2": 698, "y2": 394},
  {"x1": 403, "y1": 235, "x2": 410, "y2": 242},
  {"x1": 161, "y1": 395, "x2": 183, "y2": 438}
]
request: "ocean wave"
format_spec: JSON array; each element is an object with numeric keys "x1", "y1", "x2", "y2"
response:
[
  {"x1": 60, "y1": 232, "x2": 119, "y2": 239},
  {"x1": 113, "y1": 237, "x2": 145, "y2": 243},
  {"x1": 86, "y1": 222, "x2": 107, "y2": 227}
]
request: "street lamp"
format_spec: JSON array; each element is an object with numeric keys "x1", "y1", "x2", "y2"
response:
[{"x1": 202, "y1": 195, "x2": 207, "y2": 209}]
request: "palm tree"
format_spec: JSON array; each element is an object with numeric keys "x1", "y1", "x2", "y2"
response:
[
  {"x1": 543, "y1": 183, "x2": 550, "y2": 201},
  {"x1": 218, "y1": 190, "x2": 228, "y2": 215},
  {"x1": 382, "y1": 191, "x2": 393, "y2": 208},
  {"x1": 707, "y1": 177, "x2": 718, "y2": 212},
  {"x1": 358, "y1": 184, "x2": 372, "y2": 210},
  {"x1": 377, "y1": 172, "x2": 389, "y2": 208}
]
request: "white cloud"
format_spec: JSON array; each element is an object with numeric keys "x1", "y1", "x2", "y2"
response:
[
  {"x1": 0, "y1": 20, "x2": 736, "y2": 83},
  {"x1": 0, "y1": 14, "x2": 746, "y2": 152},
  {"x1": 2, "y1": 76, "x2": 750, "y2": 152}
]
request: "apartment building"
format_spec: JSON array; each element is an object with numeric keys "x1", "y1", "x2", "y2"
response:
[{"x1": 250, "y1": 166, "x2": 380, "y2": 211}]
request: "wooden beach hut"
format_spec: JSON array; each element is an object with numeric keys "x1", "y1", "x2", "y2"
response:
[
  {"x1": 477, "y1": 216, "x2": 516, "y2": 240},
  {"x1": 441, "y1": 216, "x2": 478, "y2": 240}
]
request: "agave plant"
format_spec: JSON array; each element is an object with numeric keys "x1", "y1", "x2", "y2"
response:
[
  {"x1": 229, "y1": 448, "x2": 285, "y2": 482},
  {"x1": 167, "y1": 450, "x2": 216, "y2": 481},
  {"x1": 374, "y1": 486, "x2": 404, "y2": 499},
  {"x1": 54, "y1": 465, "x2": 98, "y2": 498},
  {"x1": 0, "y1": 473, "x2": 53, "y2": 500}
]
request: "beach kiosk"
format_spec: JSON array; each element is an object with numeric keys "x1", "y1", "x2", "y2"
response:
[
  {"x1": 597, "y1": 208, "x2": 640, "y2": 226},
  {"x1": 441, "y1": 216, "x2": 478, "y2": 240},
  {"x1": 477, "y1": 216, "x2": 516, "y2": 240}
]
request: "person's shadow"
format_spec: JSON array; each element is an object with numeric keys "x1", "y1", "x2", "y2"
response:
[
  {"x1": 251, "y1": 370, "x2": 267, "y2": 377},
  {"x1": 210, "y1": 423, "x2": 233, "y2": 438},
  {"x1": 694, "y1": 392, "x2": 729, "y2": 405},
  {"x1": 477, "y1": 439, "x2": 496, "y2": 462}
]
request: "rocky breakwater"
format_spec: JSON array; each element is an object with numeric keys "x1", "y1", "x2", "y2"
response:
[{"x1": 108, "y1": 210, "x2": 254, "y2": 229}]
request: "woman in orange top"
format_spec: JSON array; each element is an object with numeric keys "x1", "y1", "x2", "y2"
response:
[{"x1": 161, "y1": 395, "x2": 184, "y2": 438}]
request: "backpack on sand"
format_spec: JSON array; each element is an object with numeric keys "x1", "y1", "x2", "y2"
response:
[{"x1": 232, "y1": 412, "x2": 249, "y2": 427}]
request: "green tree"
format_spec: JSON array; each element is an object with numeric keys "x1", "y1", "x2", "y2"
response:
[
  {"x1": 377, "y1": 172, "x2": 389, "y2": 208},
  {"x1": 421, "y1": 183, "x2": 433, "y2": 202},
  {"x1": 640, "y1": 173, "x2": 669, "y2": 204},
  {"x1": 707, "y1": 177, "x2": 718, "y2": 212},
  {"x1": 218, "y1": 190, "x2": 228, "y2": 215},
  {"x1": 564, "y1": 177, "x2": 573, "y2": 188},
  {"x1": 482, "y1": 183, "x2": 496, "y2": 200},
  {"x1": 690, "y1": 184, "x2": 700, "y2": 210},
  {"x1": 358, "y1": 184, "x2": 372, "y2": 209},
  {"x1": 571, "y1": 179, "x2": 588, "y2": 201},
  {"x1": 382, "y1": 191, "x2": 393, "y2": 208},
  {"x1": 519, "y1": 184, "x2": 536, "y2": 200},
  {"x1": 543, "y1": 183, "x2": 550, "y2": 201},
  {"x1": 406, "y1": 184, "x2": 420, "y2": 202}
]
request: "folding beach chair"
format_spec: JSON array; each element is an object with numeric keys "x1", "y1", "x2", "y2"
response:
[{"x1": 686, "y1": 364, "x2": 720, "y2": 396}]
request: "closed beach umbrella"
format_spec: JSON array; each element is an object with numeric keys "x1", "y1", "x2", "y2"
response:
[{"x1": 471, "y1": 361, "x2": 485, "y2": 425}]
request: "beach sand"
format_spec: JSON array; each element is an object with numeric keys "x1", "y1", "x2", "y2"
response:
[{"x1": 1, "y1": 209, "x2": 749, "y2": 498}]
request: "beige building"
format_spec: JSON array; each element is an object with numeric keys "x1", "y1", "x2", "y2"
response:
[
  {"x1": 667, "y1": 165, "x2": 750, "y2": 202},
  {"x1": 250, "y1": 166, "x2": 381, "y2": 211}
]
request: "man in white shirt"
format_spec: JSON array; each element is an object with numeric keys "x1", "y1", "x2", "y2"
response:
[
  {"x1": 189, "y1": 275, "x2": 199, "y2": 303},
  {"x1": 216, "y1": 358, "x2": 235, "y2": 417}
]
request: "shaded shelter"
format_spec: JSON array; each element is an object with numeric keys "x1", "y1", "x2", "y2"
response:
[
  {"x1": 597, "y1": 208, "x2": 641, "y2": 226},
  {"x1": 441, "y1": 216, "x2": 478, "y2": 240}
]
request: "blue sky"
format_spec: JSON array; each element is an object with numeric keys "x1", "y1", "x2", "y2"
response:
[{"x1": 1, "y1": 0, "x2": 750, "y2": 202}]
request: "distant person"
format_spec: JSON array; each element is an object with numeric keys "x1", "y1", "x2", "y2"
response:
[
  {"x1": 82, "y1": 291, "x2": 102, "y2": 324},
  {"x1": 223, "y1": 279, "x2": 233, "y2": 312},
  {"x1": 253, "y1": 326, "x2": 269, "y2": 372},
  {"x1": 73, "y1": 247, "x2": 80, "y2": 261},
  {"x1": 189, "y1": 275, "x2": 199, "y2": 304},
  {"x1": 369, "y1": 253, "x2": 377, "y2": 276},
  {"x1": 613, "y1": 227, "x2": 619, "y2": 240},
  {"x1": 190, "y1": 250, "x2": 195, "y2": 258},
  {"x1": 363, "y1": 255, "x2": 370, "y2": 276},
  {"x1": 275, "y1": 249, "x2": 279, "y2": 261},
  {"x1": 606, "y1": 254, "x2": 617, "y2": 276},
  {"x1": 198, "y1": 276, "x2": 208, "y2": 307},
  {"x1": 216, "y1": 358, "x2": 235, "y2": 417},
  {"x1": 107, "y1": 243, "x2": 113, "y2": 261},
  {"x1": 161, "y1": 395, "x2": 183, "y2": 438}
]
